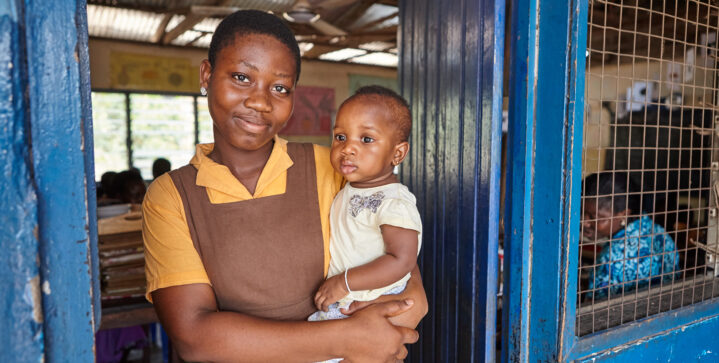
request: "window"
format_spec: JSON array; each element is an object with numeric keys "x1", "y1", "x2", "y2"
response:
[
  {"x1": 92, "y1": 92, "x2": 128, "y2": 179},
  {"x1": 130, "y1": 94, "x2": 195, "y2": 179},
  {"x1": 577, "y1": 1, "x2": 719, "y2": 336},
  {"x1": 197, "y1": 95, "x2": 213, "y2": 144},
  {"x1": 92, "y1": 91, "x2": 210, "y2": 180}
]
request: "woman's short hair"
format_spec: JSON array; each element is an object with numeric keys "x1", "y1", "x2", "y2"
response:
[
  {"x1": 208, "y1": 10, "x2": 301, "y2": 81},
  {"x1": 583, "y1": 171, "x2": 643, "y2": 216}
]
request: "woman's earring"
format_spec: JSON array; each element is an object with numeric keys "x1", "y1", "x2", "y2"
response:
[
  {"x1": 621, "y1": 219, "x2": 626, "y2": 226},
  {"x1": 200, "y1": 87, "x2": 207, "y2": 96}
]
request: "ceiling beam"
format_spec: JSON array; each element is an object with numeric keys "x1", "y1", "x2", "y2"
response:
[
  {"x1": 161, "y1": 0, "x2": 234, "y2": 45},
  {"x1": 334, "y1": 0, "x2": 378, "y2": 29},
  {"x1": 352, "y1": 11, "x2": 397, "y2": 32},
  {"x1": 151, "y1": 14, "x2": 173, "y2": 43},
  {"x1": 162, "y1": 14, "x2": 205, "y2": 44}
]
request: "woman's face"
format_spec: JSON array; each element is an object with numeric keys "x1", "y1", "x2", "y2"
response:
[
  {"x1": 581, "y1": 198, "x2": 627, "y2": 240},
  {"x1": 201, "y1": 33, "x2": 297, "y2": 152}
]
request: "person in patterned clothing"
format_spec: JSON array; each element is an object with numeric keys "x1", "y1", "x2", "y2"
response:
[{"x1": 581, "y1": 172, "x2": 680, "y2": 300}]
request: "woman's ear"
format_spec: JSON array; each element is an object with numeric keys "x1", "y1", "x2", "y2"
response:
[
  {"x1": 615, "y1": 209, "x2": 631, "y2": 218},
  {"x1": 392, "y1": 141, "x2": 410, "y2": 166},
  {"x1": 200, "y1": 59, "x2": 212, "y2": 91}
]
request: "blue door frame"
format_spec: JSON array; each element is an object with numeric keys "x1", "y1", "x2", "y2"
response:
[
  {"x1": 1, "y1": 1, "x2": 99, "y2": 361},
  {"x1": 503, "y1": 0, "x2": 719, "y2": 361}
]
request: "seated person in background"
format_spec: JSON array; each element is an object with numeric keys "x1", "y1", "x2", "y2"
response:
[
  {"x1": 152, "y1": 158, "x2": 171, "y2": 180},
  {"x1": 115, "y1": 169, "x2": 147, "y2": 205},
  {"x1": 581, "y1": 172, "x2": 680, "y2": 300},
  {"x1": 97, "y1": 171, "x2": 120, "y2": 206}
]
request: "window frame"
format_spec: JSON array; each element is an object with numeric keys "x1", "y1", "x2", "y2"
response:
[
  {"x1": 502, "y1": 0, "x2": 719, "y2": 361},
  {"x1": 91, "y1": 88, "x2": 204, "y2": 180}
]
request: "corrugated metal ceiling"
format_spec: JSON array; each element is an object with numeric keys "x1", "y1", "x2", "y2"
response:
[{"x1": 86, "y1": 0, "x2": 399, "y2": 67}]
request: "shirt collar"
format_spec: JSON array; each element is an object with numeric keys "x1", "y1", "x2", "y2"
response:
[{"x1": 190, "y1": 136, "x2": 294, "y2": 198}]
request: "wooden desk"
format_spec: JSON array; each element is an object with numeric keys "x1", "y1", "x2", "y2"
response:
[
  {"x1": 100, "y1": 302, "x2": 158, "y2": 331},
  {"x1": 98, "y1": 211, "x2": 154, "y2": 329}
]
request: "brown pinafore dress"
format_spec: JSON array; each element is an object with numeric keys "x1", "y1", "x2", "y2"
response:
[{"x1": 169, "y1": 143, "x2": 325, "y2": 320}]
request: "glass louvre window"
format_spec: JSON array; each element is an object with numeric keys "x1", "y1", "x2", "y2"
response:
[
  {"x1": 577, "y1": 1, "x2": 719, "y2": 336},
  {"x1": 130, "y1": 94, "x2": 195, "y2": 179},
  {"x1": 92, "y1": 92, "x2": 128, "y2": 179},
  {"x1": 197, "y1": 96, "x2": 214, "y2": 144}
]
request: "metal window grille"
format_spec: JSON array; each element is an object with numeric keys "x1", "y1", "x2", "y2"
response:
[{"x1": 577, "y1": 0, "x2": 719, "y2": 336}]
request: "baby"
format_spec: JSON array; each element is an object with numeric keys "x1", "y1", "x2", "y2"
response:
[{"x1": 309, "y1": 85, "x2": 422, "y2": 327}]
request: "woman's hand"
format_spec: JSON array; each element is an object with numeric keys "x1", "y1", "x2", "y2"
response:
[
  {"x1": 341, "y1": 299, "x2": 419, "y2": 362},
  {"x1": 314, "y1": 273, "x2": 349, "y2": 311}
]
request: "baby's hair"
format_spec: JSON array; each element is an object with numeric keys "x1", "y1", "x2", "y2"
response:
[
  {"x1": 344, "y1": 85, "x2": 412, "y2": 142},
  {"x1": 208, "y1": 10, "x2": 301, "y2": 81}
]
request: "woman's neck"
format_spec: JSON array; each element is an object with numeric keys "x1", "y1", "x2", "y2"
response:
[{"x1": 209, "y1": 139, "x2": 274, "y2": 195}]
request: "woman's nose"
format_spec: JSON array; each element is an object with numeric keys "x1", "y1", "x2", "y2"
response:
[{"x1": 244, "y1": 89, "x2": 272, "y2": 113}]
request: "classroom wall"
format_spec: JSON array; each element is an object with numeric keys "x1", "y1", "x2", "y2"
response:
[
  {"x1": 88, "y1": 38, "x2": 397, "y2": 145},
  {"x1": 583, "y1": 57, "x2": 716, "y2": 175}
]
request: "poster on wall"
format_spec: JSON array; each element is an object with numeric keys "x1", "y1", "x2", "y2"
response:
[
  {"x1": 280, "y1": 86, "x2": 335, "y2": 136},
  {"x1": 110, "y1": 51, "x2": 197, "y2": 93}
]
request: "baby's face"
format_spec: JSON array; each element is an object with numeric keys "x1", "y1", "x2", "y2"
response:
[{"x1": 330, "y1": 97, "x2": 401, "y2": 188}]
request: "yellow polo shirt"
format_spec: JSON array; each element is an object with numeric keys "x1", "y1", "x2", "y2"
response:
[{"x1": 142, "y1": 137, "x2": 343, "y2": 302}]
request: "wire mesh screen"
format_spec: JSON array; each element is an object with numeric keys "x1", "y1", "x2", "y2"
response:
[{"x1": 577, "y1": 0, "x2": 719, "y2": 336}]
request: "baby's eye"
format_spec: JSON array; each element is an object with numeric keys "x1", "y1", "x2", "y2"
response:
[
  {"x1": 335, "y1": 134, "x2": 346, "y2": 142},
  {"x1": 361, "y1": 136, "x2": 374, "y2": 143},
  {"x1": 274, "y1": 85, "x2": 290, "y2": 94},
  {"x1": 232, "y1": 74, "x2": 249, "y2": 82}
]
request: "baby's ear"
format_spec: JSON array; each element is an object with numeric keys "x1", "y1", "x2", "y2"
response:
[{"x1": 392, "y1": 141, "x2": 410, "y2": 166}]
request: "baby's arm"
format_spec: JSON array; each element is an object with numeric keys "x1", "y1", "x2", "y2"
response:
[{"x1": 314, "y1": 224, "x2": 419, "y2": 312}]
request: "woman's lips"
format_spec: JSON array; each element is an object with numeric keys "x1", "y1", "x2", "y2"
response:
[{"x1": 235, "y1": 116, "x2": 268, "y2": 134}]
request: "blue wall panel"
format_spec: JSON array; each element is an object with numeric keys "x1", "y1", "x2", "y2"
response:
[
  {"x1": 0, "y1": 2, "x2": 44, "y2": 361},
  {"x1": 24, "y1": 0, "x2": 96, "y2": 360},
  {"x1": 577, "y1": 313, "x2": 719, "y2": 362},
  {"x1": 399, "y1": 0, "x2": 505, "y2": 361}
]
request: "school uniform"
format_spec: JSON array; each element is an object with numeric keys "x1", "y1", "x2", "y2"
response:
[{"x1": 142, "y1": 137, "x2": 342, "y2": 320}]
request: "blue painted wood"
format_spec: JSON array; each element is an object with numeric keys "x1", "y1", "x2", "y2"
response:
[
  {"x1": 399, "y1": 0, "x2": 505, "y2": 361},
  {"x1": 576, "y1": 313, "x2": 719, "y2": 362},
  {"x1": 559, "y1": 0, "x2": 589, "y2": 358},
  {"x1": 502, "y1": 0, "x2": 588, "y2": 361},
  {"x1": 74, "y1": 0, "x2": 102, "y2": 331},
  {"x1": 24, "y1": 0, "x2": 96, "y2": 360},
  {"x1": 0, "y1": 2, "x2": 45, "y2": 362},
  {"x1": 567, "y1": 299, "x2": 719, "y2": 360}
]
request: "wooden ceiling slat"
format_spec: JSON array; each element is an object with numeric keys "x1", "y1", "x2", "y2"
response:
[
  {"x1": 151, "y1": 14, "x2": 173, "y2": 43},
  {"x1": 333, "y1": 0, "x2": 378, "y2": 29}
]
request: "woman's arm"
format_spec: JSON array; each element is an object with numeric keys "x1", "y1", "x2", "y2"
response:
[{"x1": 152, "y1": 283, "x2": 419, "y2": 362}]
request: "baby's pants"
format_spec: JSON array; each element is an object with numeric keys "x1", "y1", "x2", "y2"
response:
[{"x1": 307, "y1": 283, "x2": 407, "y2": 363}]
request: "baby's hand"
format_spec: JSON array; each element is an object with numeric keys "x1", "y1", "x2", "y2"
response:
[{"x1": 314, "y1": 273, "x2": 349, "y2": 312}]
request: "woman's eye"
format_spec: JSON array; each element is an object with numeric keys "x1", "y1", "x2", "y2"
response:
[
  {"x1": 335, "y1": 134, "x2": 346, "y2": 142},
  {"x1": 274, "y1": 85, "x2": 289, "y2": 94},
  {"x1": 362, "y1": 136, "x2": 374, "y2": 143},
  {"x1": 233, "y1": 74, "x2": 249, "y2": 82}
]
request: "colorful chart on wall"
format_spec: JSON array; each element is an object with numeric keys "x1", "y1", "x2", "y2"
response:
[
  {"x1": 280, "y1": 86, "x2": 335, "y2": 136},
  {"x1": 110, "y1": 51, "x2": 197, "y2": 93},
  {"x1": 348, "y1": 74, "x2": 398, "y2": 95}
]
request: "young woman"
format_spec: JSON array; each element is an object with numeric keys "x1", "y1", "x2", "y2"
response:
[{"x1": 142, "y1": 10, "x2": 427, "y2": 362}]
